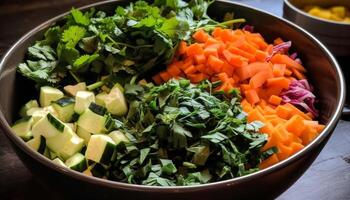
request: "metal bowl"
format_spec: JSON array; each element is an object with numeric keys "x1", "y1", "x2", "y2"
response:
[
  {"x1": 0, "y1": 0, "x2": 345, "y2": 199},
  {"x1": 283, "y1": 0, "x2": 350, "y2": 56}
]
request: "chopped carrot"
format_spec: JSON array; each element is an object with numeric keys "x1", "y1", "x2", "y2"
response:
[
  {"x1": 193, "y1": 29, "x2": 210, "y2": 43},
  {"x1": 236, "y1": 62, "x2": 270, "y2": 80},
  {"x1": 178, "y1": 41, "x2": 187, "y2": 55},
  {"x1": 275, "y1": 105, "x2": 292, "y2": 119},
  {"x1": 187, "y1": 73, "x2": 208, "y2": 83},
  {"x1": 207, "y1": 55, "x2": 224, "y2": 73},
  {"x1": 204, "y1": 47, "x2": 219, "y2": 57},
  {"x1": 276, "y1": 143, "x2": 293, "y2": 160},
  {"x1": 249, "y1": 71, "x2": 273, "y2": 89},
  {"x1": 194, "y1": 54, "x2": 206, "y2": 64},
  {"x1": 196, "y1": 64, "x2": 207, "y2": 74},
  {"x1": 269, "y1": 95, "x2": 282, "y2": 106},
  {"x1": 205, "y1": 37, "x2": 220, "y2": 46},
  {"x1": 273, "y1": 64, "x2": 286, "y2": 77},
  {"x1": 301, "y1": 125, "x2": 318, "y2": 145},
  {"x1": 212, "y1": 27, "x2": 224, "y2": 38},
  {"x1": 184, "y1": 65, "x2": 198, "y2": 75},
  {"x1": 222, "y1": 62, "x2": 234, "y2": 77},
  {"x1": 159, "y1": 71, "x2": 172, "y2": 82},
  {"x1": 152, "y1": 74, "x2": 162, "y2": 85},
  {"x1": 274, "y1": 37, "x2": 284, "y2": 45},
  {"x1": 291, "y1": 68, "x2": 306, "y2": 80},
  {"x1": 266, "y1": 77, "x2": 291, "y2": 89},
  {"x1": 260, "y1": 154, "x2": 279, "y2": 169},
  {"x1": 180, "y1": 58, "x2": 193, "y2": 71},
  {"x1": 271, "y1": 54, "x2": 306, "y2": 72},
  {"x1": 217, "y1": 72, "x2": 229, "y2": 82},
  {"x1": 255, "y1": 50, "x2": 268, "y2": 61},
  {"x1": 186, "y1": 43, "x2": 204, "y2": 57},
  {"x1": 290, "y1": 142, "x2": 304, "y2": 154},
  {"x1": 167, "y1": 63, "x2": 182, "y2": 77},
  {"x1": 285, "y1": 115, "x2": 306, "y2": 137},
  {"x1": 245, "y1": 89, "x2": 260, "y2": 104},
  {"x1": 227, "y1": 45, "x2": 255, "y2": 61}
]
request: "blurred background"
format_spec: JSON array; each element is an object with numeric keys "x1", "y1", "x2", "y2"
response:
[{"x1": 0, "y1": 0, "x2": 349, "y2": 200}]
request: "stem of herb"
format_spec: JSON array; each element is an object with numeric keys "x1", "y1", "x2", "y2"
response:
[
  {"x1": 130, "y1": 75, "x2": 138, "y2": 85},
  {"x1": 69, "y1": 71, "x2": 81, "y2": 83},
  {"x1": 106, "y1": 35, "x2": 153, "y2": 49},
  {"x1": 198, "y1": 18, "x2": 246, "y2": 31},
  {"x1": 87, "y1": 81, "x2": 104, "y2": 91}
]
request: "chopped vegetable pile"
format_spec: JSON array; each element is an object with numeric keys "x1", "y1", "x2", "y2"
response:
[{"x1": 11, "y1": 0, "x2": 325, "y2": 186}]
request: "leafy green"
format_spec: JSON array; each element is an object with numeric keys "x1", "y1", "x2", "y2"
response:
[
  {"x1": 71, "y1": 8, "x2": 90, "y2": 26},
  {"x1": 17, "y1": 0, "x2": 245, "y2": 87},
  {"x1": 106, "y1": 79, "x2": 270, "y2": 186},
  {"x1": 61, "y1": 26, "x2": 86, "y2": 48}
]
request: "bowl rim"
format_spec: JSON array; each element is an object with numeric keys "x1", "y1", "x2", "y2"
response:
[
  {"x1": 284, "y1": 0, "x2": 350, "y2": 26},
  {"x1": 0, "y1": 0, "x2": 346, "y2": 192}
]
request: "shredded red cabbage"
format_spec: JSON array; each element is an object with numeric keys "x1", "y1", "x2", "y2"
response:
[
  {"x1": 289, "y1": 52, "x2": 302, "y2": 64},
  {"x1": 266, "y1": 41, "x2": 292, "y2": 61},
  {"x1": 289, "y1": 52, "x2": 298, "y2": 60},
  {"x1": 242, "y1": 25, "x2": 254, "y2": 32},
  {"x1": 280, "y1": 79, "x2": 319, "y2": 117}
]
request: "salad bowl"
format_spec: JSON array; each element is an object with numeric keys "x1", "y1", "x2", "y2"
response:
[{"x1": 0, "y1": 0, "x2": 345, "y2": 199}]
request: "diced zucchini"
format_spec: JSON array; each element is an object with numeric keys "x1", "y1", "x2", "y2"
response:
[
  {"x1": 74, "y1": 91, "x2": 95, "y2": 114},
  {"x1": 39, "y1": 86, "x2": 64, "y2": 107},
  {"x1": 52, "y1": 158, "x2": 66, "y2": 167},
  {"x1": 27, "y1": 106, "x2": 58, "y2": 124},
  {"x1": 26, "y1": 107, "x2": 44, "y2": 116},
  {"x1": 46, "y1": 126, "x2": 75, "y2": 154},
  {"x1": 64, "y1": 82, "x2": 86, "y2": 97},
  {"x1": 32, "y1": 113, "x2": 65, "y2": 138},
  {"x1": 43, "y1": 147, "x2": 51, "y2": 158},
  {"x1": 112, "y1": 83, "x2": 124, "y2": 93},
  {"x1": 43, "y1": 106, "x2": 59, "y2": 118},
  {"x1": 65, "y1": 123, "x2": 77, "y2": 132},
  {"x1": 108, "y1": 130, "x2": 129, "y2": 146},
  {"x1": 77, "y1": 104, "x2": 108, "y2": 134},
  {"x1": 26, "y1": 135, "x2": 46, "y2": 154},
  {"x1": 89, "y1": 102, "x2": 107, "y2": 116},
  {"x1": 85, "y1": 135, "x2": 116, "y2": 165},
  {"x1": 50, "y1": 150, "x2": 58, "y2": 160},
  {"x1": 46, "y1": 127, "x2": 84, "y2": 160},
  {"x1": 104, "y1": 87, "x2": 128, "y2": 116},
  {"x1": 95, "y1": 92, "x2": 108, "y2": 107},
  {"x1": 52, "y1": 97, "x2": 75, "y2": 122},
  {"x1": 11, "y1": 117, "x2": 34, "y2": 141},
  {"x1": 19, "y1": 100, "x2": 39, "y2": 117},
  {"x1": 65, "y1": 153, "x2": 87, "y2": 172},
  {"x1": 60, "y1": 135, "x2": 85, "y2": 160},
  {"x1": 76, "y1": 126, "x2": 91, "y2": 145},
  {"x1": 90, "y1": 163, "x2": 107, "y2": 178},
  {"x1": 28, "y1": 108, "x2": 47, "y2": 124}
]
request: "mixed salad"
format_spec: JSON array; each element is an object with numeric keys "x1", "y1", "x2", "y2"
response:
[{"x1": 11, "y1": 0, "x2": 324, "y2": 186}]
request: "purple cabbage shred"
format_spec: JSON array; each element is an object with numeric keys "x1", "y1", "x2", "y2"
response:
[
  {"x1": 280, "y1": 79, "x2": 319, "y2": 117},
  {"x1": 242, "y1": 25, "x2": 254, "y2": 32},
  {"x1": 289, "y1": 52, "x2": 298, "y2": 60},
  {"x1": 266, "y1": 41, "x2": 292, "y2": 61}
]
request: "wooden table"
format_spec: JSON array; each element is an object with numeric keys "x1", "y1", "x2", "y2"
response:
[{"x1": 0, "y1": 0, "x2": 349, "y2": 199}]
